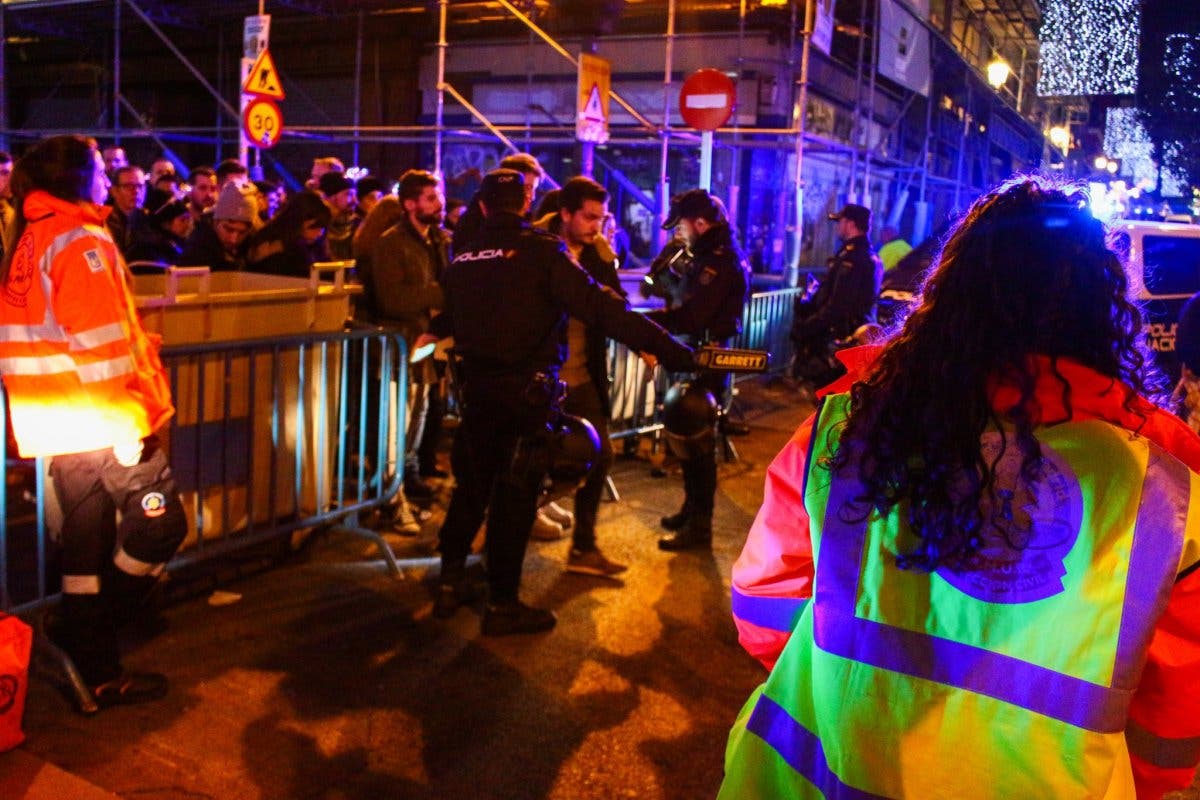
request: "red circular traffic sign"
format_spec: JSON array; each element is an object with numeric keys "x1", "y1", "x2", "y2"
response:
[
  {"x1": 242, "y1": 97, "x2": 284, "y2": 149},
  {"x1": 679, "y1": 68, "x2": 736, "y2": 131}
]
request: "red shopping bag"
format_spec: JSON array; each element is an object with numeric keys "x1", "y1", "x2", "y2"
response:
[{"x1": 0, "y1": 613, "x2": 32, "y2": 751}]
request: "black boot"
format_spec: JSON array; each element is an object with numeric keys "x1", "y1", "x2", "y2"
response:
[
  {"x1": 660, "y1": 504, "x2": 692, "y2": 531},
  {"x1": 658, "y1": 517, "x2": 713, "y2": 551},
  {"x1": 432, "y1": 562, "x2": 485, "y2": 619}
]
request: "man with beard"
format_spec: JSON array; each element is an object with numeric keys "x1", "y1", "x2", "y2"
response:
[
  {"x1": 369, "y1": 169, "x2": 449, "y2": 503},
  {"x1": 532, "y1": 176, "x2": 631, "y2": 576},
  {"x1": 645, "y1": 189, "x2": 750, "y2": 552}
]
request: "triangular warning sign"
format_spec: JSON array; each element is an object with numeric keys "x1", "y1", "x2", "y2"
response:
[
  {"x1": 243, "y1": 48, "x2": 285, "y2": 100},
  {"x1": 582, "y1": 84, "x2": 605, "y2": 122}
]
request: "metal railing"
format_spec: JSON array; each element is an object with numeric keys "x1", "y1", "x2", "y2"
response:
[
  {"x1": 735, "y1": 287, "x2": 803, "y2": 377},
  {"x1": 3, "y1": 288, "x2": 804, "y2": 613},
  {"x1": 1, "y1": 328, "x2": 410, "y2": 619}
]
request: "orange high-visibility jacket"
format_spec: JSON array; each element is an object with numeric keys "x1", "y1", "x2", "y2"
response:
[{"x1": 0, "y1": 190, "x2": 173, "y2": 457}]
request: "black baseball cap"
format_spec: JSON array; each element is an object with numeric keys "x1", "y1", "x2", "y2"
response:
[
  {"x1": 662, "y1": 189, "x2": 721, "y2": 230},
  {"x1": 318, "y1": 171, "x2": 354, "y2": 196},
  {"x1": 478, "y1": 168, "x2": 526, "y2": 209},
  {"x1": 828, "y1": 203, "x2": 871, "y2": 230}
]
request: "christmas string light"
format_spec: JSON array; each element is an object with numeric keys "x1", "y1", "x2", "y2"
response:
[
  {"x1": 1104, "y1": 108, "x2": 1158, "y2": 191},
  {"x1": 1161, "y1": 34, "x2": 1200, "y2": 117},
  {"x1": 1037, "y1": 0, "x2": 1139, "y2": 96}
]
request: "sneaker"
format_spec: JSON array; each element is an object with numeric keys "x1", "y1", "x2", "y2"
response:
[
  {"x1": 540, "y1": 501, "x2": 574, "y2": 529},
  {"x1": 481, "y1": 601, "x2": 557, "y2": 636},
  {"x1": 529, "y1": 511, "x2": 565, "y2": 541},
  {"x1": 88, "y1": 671, "x2": 168, "y2": 710},
  {"x1": 386, "y1": 502, "x2": 421, "y2": 536},
  {"x1": 566, "y1": 548, "x2": 628, "y2": 578}
]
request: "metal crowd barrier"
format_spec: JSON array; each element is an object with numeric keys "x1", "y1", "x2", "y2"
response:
[
  {"x1": 1, "y1": 328, "x2": 411, "y2": 620},
  {"x1": 734, "y1": 287, "x2": 803, "y2": 378},
  {"x1": 2, "y1": 288, "x2": 805, "y2": 615}
]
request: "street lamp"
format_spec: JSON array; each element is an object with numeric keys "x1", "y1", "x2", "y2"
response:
[
  {"x1": 1049, "y1": 125, "x2": 1070, "y2": 155},
  {"x1": 987, "y1": 58, "x2": 1011, "y2": 89}
]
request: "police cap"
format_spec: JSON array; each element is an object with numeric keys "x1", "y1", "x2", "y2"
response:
[
  {"x1": 478, "y1": 168, "x2": 526, "y2": 209},
  {"x1": 828, "y1": 203, "x2": 871, "y2": 231},
  {"x1": 662, "y1": 188, "x2": 721, "y2": 230}
]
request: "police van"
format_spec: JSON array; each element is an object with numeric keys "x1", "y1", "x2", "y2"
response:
[{"x1": 1112, "y1": 219, "x2": 1200, "y2": 381}]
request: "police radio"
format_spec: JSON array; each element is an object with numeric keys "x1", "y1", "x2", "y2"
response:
[{"x1": 694, "y1": 346, "x2": 770, "y2": 374}]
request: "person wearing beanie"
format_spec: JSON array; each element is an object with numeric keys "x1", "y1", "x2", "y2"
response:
[
  {"x1": 177, "y1": 182, "x2": 257, "y2": 271},
  {"x1": 318, "y1": 171, "x2": 358, "y2": 260},
  {"x1": 354, "y1": 175, "x2": 387, "y2": 220}
]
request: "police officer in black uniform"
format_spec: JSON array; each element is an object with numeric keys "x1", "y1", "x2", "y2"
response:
[
  {"x1": 789, "y1": 203, "x2": 883, "y2": 384},
  {"x1": 435, "y1": 169, "x2": 695, "y2": 636},
  {"x1": 644, "y1": 189, "x2": 750, "y2": 551}
]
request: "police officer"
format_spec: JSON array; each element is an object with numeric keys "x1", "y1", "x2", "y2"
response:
[
  {"x1": 790, "y1": 203, "x2": 882, "y2": 383},
  {"x1": 645, "y1": 189, "x2": 750, "y2": 551},
  {"x1": 434, "y1": 169, "x2": 695, "y2": 636}
]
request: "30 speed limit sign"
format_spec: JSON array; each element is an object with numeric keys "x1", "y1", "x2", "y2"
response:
[{"x1": 242, "y1": 97, "x2": 283, "y2": 149}]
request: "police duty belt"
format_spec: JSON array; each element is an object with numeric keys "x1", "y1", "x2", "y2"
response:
[{"x1": 694, "y1": 346, "x2": 770, "y2": 374}]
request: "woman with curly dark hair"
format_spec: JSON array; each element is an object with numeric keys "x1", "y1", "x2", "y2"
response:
[{"x1": 722, "y1": 176, "x2": 1200, "y2": 799}]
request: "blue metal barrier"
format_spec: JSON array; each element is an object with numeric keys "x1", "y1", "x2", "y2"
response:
[
  {"x1": 735, "y1": 287, "x2": 803, "y2": 377},
  {"x1": 1, "y1": 328, "x2": 410, "y2": 620}
]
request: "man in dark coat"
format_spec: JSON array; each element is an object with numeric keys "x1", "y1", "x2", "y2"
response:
[{"x1": 534, "y1": 176, "x2": 629, "y2": 576}]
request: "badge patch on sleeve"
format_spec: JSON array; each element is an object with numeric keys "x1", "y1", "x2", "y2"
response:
[
  {"x1": 141, "y1": 492, "x2": 167, "y2": 518},
  {"x1": 84, "y1": 249, "x2": 105, "y2": 273}
]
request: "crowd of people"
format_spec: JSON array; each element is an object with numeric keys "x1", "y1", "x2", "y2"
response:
[
  {"x1": 5, "y1": 134, "x2": 1200, "y2": 798},
  {"x1": 0, "y1": 136, "x2": 755, "y2": 708}
]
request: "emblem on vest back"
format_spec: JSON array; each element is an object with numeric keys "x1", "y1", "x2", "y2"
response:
[
  {"x1": 2, "y1": 236, "x2": 35, "y2": 307},
  {"x1": 936, "y1": 433, "x2": 1083, "y2": 604}
]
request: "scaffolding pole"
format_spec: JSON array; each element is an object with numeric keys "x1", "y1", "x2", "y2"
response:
[
  {"x1": 123, "y1": 0, "x2": 238, "y2": 123},
  {"x1": 790, "y1": 0, "x2": 816, "y2": 282},
  {"x1": 657, "y1": 0, "x2": 676, "y2": 253},
  {"x1": 848, "y1": 0, "x2": 868, "y2": 200},
  {"x1": 862, "y1": 0, "x2": 880, "y2": 207},
  {"x1": 0, "y1": 7, "x2": 7, "y2": 152},
  {"x1": 434, "y1": 0, "x2": 447, "y2": 178},
  {"x1": 112, "y1": 0, "x2": 120, "y2": 140},
  {"x1": 493, "y1": 0, "x2": 657, "y2": 133},
  {"x1": 353, "y1": 10, "x2": 364, "y2": 168}
]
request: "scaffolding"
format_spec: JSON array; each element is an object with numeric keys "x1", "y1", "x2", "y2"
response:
[{"x1": 0, "y1": 0, "x2": 1046, "y2": 273}]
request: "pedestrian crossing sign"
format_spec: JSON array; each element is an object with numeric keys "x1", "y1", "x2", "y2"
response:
[
  {"x1": 242, "y1": 47, "x2": 285, "y2": 100},
  {"x1": 576, "y1": 53, "x2": 610, "y2": 144}
]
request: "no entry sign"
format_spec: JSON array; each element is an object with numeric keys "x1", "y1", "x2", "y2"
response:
[{"x1": 679, "y1": 68, "x2": 735, "y2": 131}]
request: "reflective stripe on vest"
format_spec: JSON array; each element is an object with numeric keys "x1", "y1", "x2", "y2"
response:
[
  {"x1": 0, "y1": 352, "x2": 133, "y2": 383},
  {"x1": 732, "y1": 587, "x2": 809, "y2": 632},
  {"x1": 808, "y1": 449, "x2": 1188, "y2": 734},
  {"x1": 1125, "y1": 718, "x2": 1200, "y2": 769},
  {"x1": 745, "y1": 692, "x2": 890, "y2": 800}
]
